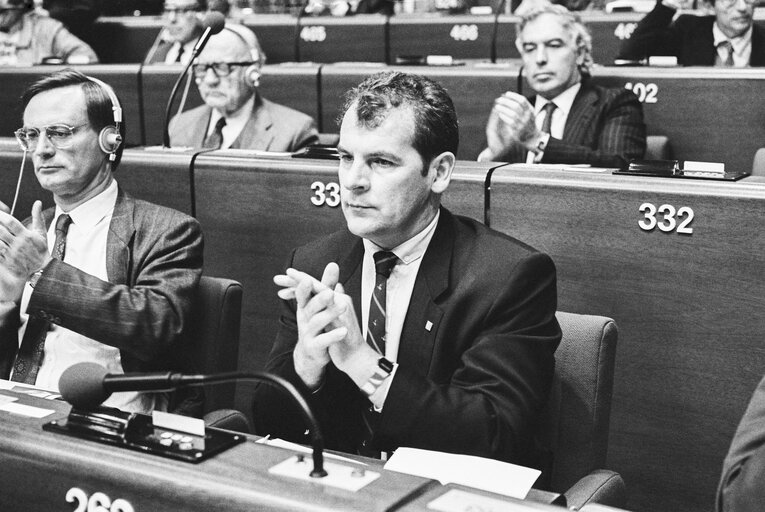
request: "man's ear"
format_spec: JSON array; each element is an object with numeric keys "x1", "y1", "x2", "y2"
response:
[{"x1": 429, "y1": 151, "x2": 455, "y2": 194}]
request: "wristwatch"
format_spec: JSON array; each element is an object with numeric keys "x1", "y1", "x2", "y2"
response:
[
  {"x1": 360, "y1": 357, "x2": 394, "y2": 397},
  {"x1": 28, "y1": 268, "x2": 45, "y2": 288}
]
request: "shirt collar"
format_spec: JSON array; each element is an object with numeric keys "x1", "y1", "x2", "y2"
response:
[
  {"x1": 207, "y1": 94, "x2": 255, "y2": 137},
  {"x1": 363, "y1": 209, "x2": 440, "y2": 266},
  {"x1": 55, "y1": 179, "x2": 118, "y2": 230},
  {"x1": 713, "y1": 23, "x2": 752, "y2": 52},
  {"x1": 534, "y1": 82, "x2": 582, "y2": 118}
]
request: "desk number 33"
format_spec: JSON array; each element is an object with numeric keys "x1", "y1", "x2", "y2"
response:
[{"x1": 638, "y1": 202, "x2": 694, "y2": 234}]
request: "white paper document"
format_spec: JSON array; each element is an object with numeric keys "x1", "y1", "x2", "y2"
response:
[{"x1": 384, "y1": 447, "x2": 540, "y2": 499}]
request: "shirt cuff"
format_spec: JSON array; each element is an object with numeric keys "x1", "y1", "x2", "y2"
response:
[{"x1": 369, "y1": 363, "x2": 398, "y2": 412}]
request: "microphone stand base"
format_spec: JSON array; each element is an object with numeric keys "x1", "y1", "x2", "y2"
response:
[{"x1": 43, "y1": 406, "x2": 245, "y2": 463}]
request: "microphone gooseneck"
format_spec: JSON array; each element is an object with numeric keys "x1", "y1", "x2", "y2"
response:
[
  {"x1": 489, "y1": 0, "x2": 508, "y2": 64},
  {"x1": 58, "y1": 364, "x2": 328, "y2": 478},
  {"x1": 161, "y1": 12, "x2": 226, "y2": 148}
]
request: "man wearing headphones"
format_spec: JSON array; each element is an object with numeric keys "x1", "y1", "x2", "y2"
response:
[
  {"x1": 0, "y1": 0, "x2": 98, "y2": 65},
  {"x1": 478, "y1": 4, "x2": 645, "y2": 169},
  {"x1": 0, "y1": 69, "x2": 203, "y2": 416},
  {"x1": 168, "y1": 24, "x2": 319, "y2": 152}
]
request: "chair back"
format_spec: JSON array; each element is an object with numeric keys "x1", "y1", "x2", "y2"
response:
[
  {"x1": 188, "y1": 276, "x2": 243, "y2": 414},
  {"x1": 645, "y1": 135, "x2": 672, "y2": 160},
  {"x1": 541, "y1": 312, "x2": 618, "y2": 493},
  {"x1": 751, "y1": 148, "x2": 765, "y2": 176}
]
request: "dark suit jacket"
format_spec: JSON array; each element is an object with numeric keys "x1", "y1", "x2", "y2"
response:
[
  {"x1": 717, "y1": 375, "x2": 765, "y2": 512},
  {"x1": 0, "y1": 187, "x2": 203, "y2": 410},
  {"x1": 169, "y1": 95, "x2": 319, "y2": 152},
  {"x1": 252, "y1": 208, "x2": 561, "y2": 465},
  {"x1": 618, "y1": 2, "x2": 765, "y2": 66},
  {"x1": 144, "y1": 39, "x2": 174, "y2": 65},
  {"x1": 499, "y1": 80, "x2": 646, "y2": 169}
]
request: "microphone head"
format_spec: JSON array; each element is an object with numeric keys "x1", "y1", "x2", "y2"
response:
[
  {"x1": 59, "y1": 362, "x2": 111, "y2": 409},
  {"x1": 201, "y1": 11, "x2": 225, "y2": 35}
]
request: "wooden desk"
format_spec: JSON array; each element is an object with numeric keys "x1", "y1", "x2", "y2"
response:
[
  {"x1": 85, "y1": 16, "x2": 164, "y2": 64},
  {"x1": 485, "y1": 165, "x2": 765, "y2": 512},
  {"x1": 388, "y1": 14, "x2": 498, "y2": 62},
  {"x1": 139, "y1": 63, "x2": 322, "y2": 146}
]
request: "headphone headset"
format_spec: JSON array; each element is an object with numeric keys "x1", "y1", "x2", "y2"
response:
[
  {"x1": 221, "y1": 25, "x2": 262, "y2": 89},
  {"x1": 86, "y1": 75, "x2": 123, "y2": 161}
]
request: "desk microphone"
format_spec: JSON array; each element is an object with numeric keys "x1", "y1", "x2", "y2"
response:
[
  {"x1": 489, "y1": 0, "x2": 507, "y2": 64},
  {"x1": 162, "y1": 11, "x2": 226, "y2": 148},
  {"x1": 59, "y1": 362, "x2": 328, "y2": 477}
]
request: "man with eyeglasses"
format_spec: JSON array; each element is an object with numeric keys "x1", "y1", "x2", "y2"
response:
[
  {"x1": 169, "y1": 24, "x2": 319, "y2": 151},
  {"x1": 145, "y1": 0, "x2": 206, "y2": 65},
  {"x1": 617, "y1": 0, "x2": 765, "y2": 66},
  {"x1": 0, "y1": 0, "x2": 98, "y2": 66},
  {"x1": 0, "y1": 69, "x2": 203, "y2": 416}
]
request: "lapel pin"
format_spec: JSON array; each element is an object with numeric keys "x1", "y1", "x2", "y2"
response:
[{"x1": 425, "y1": 321, "x2": 433, "y2": 332}]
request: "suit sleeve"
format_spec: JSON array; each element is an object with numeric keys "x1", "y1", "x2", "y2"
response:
[
  {"x1": 717, "y1": 375, "x2": 765, "y2": 512},
  {"x1": 290, "y1": 118, "x2": 320, "y2": 152},
  {"x1": 25, "y1": 211, "x2": 203, "y2": 363},
  {"x1": 617, "y1": 2, "x2": 681, "y2": 61},
  {"x1": 49, "y1": 22, "x2": 99, "y2": 63},
  {"x1": 542, "y1": 88, "x2": 646, "y2": 169}
]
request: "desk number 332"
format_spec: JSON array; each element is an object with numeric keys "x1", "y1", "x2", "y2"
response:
[{"x1": 639, "y1": 202, "x2": 694, "y2": 234}]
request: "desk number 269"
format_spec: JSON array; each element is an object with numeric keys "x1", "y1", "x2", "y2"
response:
[{"x1": 639, "y1": 202, "x2": 694, "y2": 234}]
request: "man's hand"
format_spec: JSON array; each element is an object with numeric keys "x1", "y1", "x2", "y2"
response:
[
  {"x1": 274, "y1": 263, "x2": 347, "y2": 389},
  {"x1": 0, "y1": 201, "x2": 49, "y2": 302},
  {"x1": 486, "y1": 92, "x2": 543, "y2": 156}
]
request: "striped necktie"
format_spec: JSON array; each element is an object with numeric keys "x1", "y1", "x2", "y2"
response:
[
  {"x1": 366, "y1": 251, "x2": 398, "y2": 356},
  {"x1": 203, "y1": 117, "x2": 226, "y2": 149}
]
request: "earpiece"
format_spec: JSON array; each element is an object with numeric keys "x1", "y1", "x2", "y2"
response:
[{"x1": 86, "y1": 75, "x2": 123, "y2": 161}]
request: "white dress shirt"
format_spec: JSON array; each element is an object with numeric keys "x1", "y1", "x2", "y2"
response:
[
  {"x1": 360, "y1": 210, "x2": 440, "y2": 409},
  {"x1": 206, "y1": 95, "x2": 255, "y2": 149},
  {"x1": 713, "y1": 23, "x2": 752, "y2": 67},
  {"x1": 16, "y1": 180, "x2": 160, "y2": 413}
]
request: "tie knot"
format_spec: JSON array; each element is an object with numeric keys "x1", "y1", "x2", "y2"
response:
[
  {"x1": 214, "y1": 117, "x2": 226, "y2": 131},
  {"x1": 542, "y1": 102, "x2": 557, "y2": 115},
  {"x1": 373, "y1": 251, "x2": 398, "y2": 278},
  {"x1": 55, "y1": 214, "x2": 72, "y2": 234}
]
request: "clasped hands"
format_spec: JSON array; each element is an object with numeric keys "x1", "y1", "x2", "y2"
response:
[
  {"x1": 274, "y1": 262, "x2": 380, "y2": 390},
  {"x1": 482, "y1": 91, "x2": 544, "y2": 161},
  {"x1": 0, "y1": 200, "x2": 50, "y2": 303}
]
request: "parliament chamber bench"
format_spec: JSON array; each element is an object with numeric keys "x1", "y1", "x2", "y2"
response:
[
  {"x1": 2, "y1": 130, "x2": 765, "y2": 512},
  {"x1": 1, "y1": 63, "x2": 764, "y2": 174},
  {"x1": 86, "y1": 12, "x2": 765, "y2": 67}
]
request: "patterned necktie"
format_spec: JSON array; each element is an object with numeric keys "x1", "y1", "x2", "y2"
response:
[
  {"x1": 202, "y1": 117, "x2": 226, "y2": 149},
  {"x1": 12, "y1": 214, "x2": 72, "y2": 384},
  {"x1": 718, "y1": 41, "x2": 734, "y2": 67},
  {"x1": 359, "y1": 250, "x2": 398, "y2": 459},
  {"x1": 540, "y1": 102, "x2": 557, "y2": 135},
  {"x1": 366, "y1": 251, "x2": 398, "y2": 356}
]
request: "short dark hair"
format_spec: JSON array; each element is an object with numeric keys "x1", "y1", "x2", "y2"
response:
[
  {"x1": 339, "y1": 71, "x2": 459, "y2": 169},
  {"x1": 21, "y1": 68, "x2": 126, "y2": 169}
]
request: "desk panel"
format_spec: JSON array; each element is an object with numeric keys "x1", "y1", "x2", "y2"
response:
[
  {"x1": 140, "y1": 63, "x2": 321, "y2": 146},
  {"x1": 117, "y1": 147, "x2": 196, "y2": 215},
  {"x1": 86, "y1": 16, "x2": 164, "y2": 64},
  {"x1": 0, "y1": 65, "x2": 143, "y2": 148},
  {"x1": 298, "y1": 15, "x2": 387, "y2": 63},
  {"x1": 243, "y1": 14, "x2": 300, "y2": 64},
  {"x1": 487, "y1": 167, "x2": 765, "y2": 512},
  {"x1": 193, "y1": 153, "x2": 488, "y2": 416},
  {"x1": 388, "y1": 14, "x2": 496, "y2": 61},
  {"x1": 590, "y1": 67, "x2": 765, "y2": 173}
]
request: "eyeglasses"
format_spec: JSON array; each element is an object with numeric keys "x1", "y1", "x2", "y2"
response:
[
  {"x1": 192, "y1": 62, "x2": 256, "y2": 79},
  {"x1": 14, "y1": 124, "x2": 87, "y2": 151}
]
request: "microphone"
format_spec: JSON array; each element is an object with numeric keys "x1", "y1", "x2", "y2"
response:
[
  {"x1": 161, "y1": 11, "x2": 226, "y2": 148},
  {"x1": 489, "y1": 0, "x2": 507, "y2": 64},
  {"x1": 59, "y1": 362, "x2": 328, "y2": 477}
]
